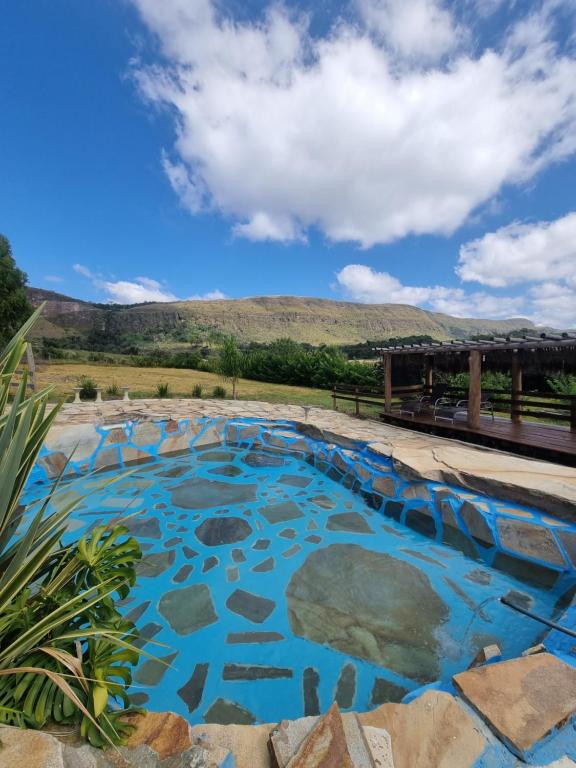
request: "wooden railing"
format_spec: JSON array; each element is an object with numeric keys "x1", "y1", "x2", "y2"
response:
[{"x1": 332, "y1": 383, "x2": 576, "y2": 429}]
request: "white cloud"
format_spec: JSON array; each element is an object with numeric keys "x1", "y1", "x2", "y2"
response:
[
  {"x1": 356, "y1": 0, "x2": 461, "y2": 61},
  {"x1": 335, "y1": 264, "x2": 524, "y2": 318},
  {"x1": 131, "y1": 0, "x2": 576, "y2": 246},
  {"x1": 73, "y1": 263, "x2": 225, "y2": 304},
  {"x1": 457, "y1": 211, "x2": 576, "y2": 287}
]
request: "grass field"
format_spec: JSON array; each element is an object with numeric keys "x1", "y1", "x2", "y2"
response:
[{"x1": 37, "y1": 361, "x2": 349, "y2": 410}]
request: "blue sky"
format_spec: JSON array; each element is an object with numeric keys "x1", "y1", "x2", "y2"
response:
[{"x1": 1, "y1": 0, "x2": 575, "y2": 327}]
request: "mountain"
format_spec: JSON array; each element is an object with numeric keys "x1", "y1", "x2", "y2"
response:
[{"x1": 27, "y1": 287, "x2": 534, "y2": 346}]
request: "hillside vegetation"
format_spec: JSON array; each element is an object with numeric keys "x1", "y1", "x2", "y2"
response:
[{"x1": 28, "y1": 289, "x2": 534, "y2": 346}]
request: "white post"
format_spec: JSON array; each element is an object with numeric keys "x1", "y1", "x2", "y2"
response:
[
  {"x1": 122, "y1": 387, "x2": 130, "y2": 401},
  {"x1": 73, "y1": 387, "x2": 81, "y2": 404},
  {"x1": 95, "y1": 388, "x2": 103, "y2": 403}
]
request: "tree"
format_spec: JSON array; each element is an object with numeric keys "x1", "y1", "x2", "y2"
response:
[
  {"x1": 217, "y1": 335, "x2": 244, "y2": 399},
  {"x1": 0, "y1": 235, "x2": 32, "y2": 348}
]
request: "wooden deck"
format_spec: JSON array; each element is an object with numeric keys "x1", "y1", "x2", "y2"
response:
[{"x1": 380, "y1": 411, "x2": 576, "y2": 466}]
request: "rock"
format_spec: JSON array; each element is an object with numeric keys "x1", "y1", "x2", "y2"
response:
[
  {"x1": 383, "y1": 500, "x2": 403, "y2": 521},
  {"x1": 305, "y1": 535, "x2": 322, "y2": 544},
  {"x1": 46, "y1": 423, "x2": 100, "y2": 461},
  {"x1": 124, "y1": 710, "x2": 193, "y2": 760},
  {"x1": 39, "y1": 451, "x2": 74, "y2": 479},
  {"x1": 309, "y1": 495, "x2": 336, "y2": 510},
  {"x1": 226, "y1": 566, "x2": 239, "y2": 582},
  {"x1": 171, "y1": 478, "x2": 257, "y2": 509},
  {"x1": 557, "y1": 529, "x2": 576, "y2": 567},
  {"x1": 135, "y1": 651, "x2": 178, "y2": 686},
  {"x1": 269, "y1": 716, "x2": 321, "y2": 768},
  {"x1": 120, "y1": 446, "x2": 154, "y2": 466},
  {"x1": 243, "y1": 451, "x2": 286, "y2": 467},
  {"x1": 373, "y1": 475, "x2": 396, "y2": 497},
  {"x1": 496, "y1": 518, "x2": 565, "y2": 567},
  {"x1": 204, "y1": 698, "x2": 256, "y2": 725},
  {"x1": 159, "y1": 434, "x2": 191, "y2": 456},
  {"x1": 94, "y1": 447, "x2": 121, "y2": 470},
  {"x1": 195, "y1": 517, "x2": 253, "y2": 546},
  {"x1": 279, "y1": 528, "x2": 297, "y2": 539},
  {"x1": 326, "y1": 512, "x2": 373, "y2": 534},
  {"x1": 124, "y1": 600, "x2": 151, "y2": 624},
  {"x1": 191, "y1": 723, "x2": 272, "y2": 768},
  {"x1": 122, "y1": 516, "x2": 162, "y2": 539},
  {"x1": 133, "y1": 621, "x2": 163, "y2": 649},
  {"x1": 492, "y1": 552, "x2": 559, "y2": 588},
  {"x1": 335, "y1": 663, "x2": 356, "y2": 709},
  {"x1": 209, "y1": 464, "x2": 244, "y2": 477},
  {"x1": 178, "y1": 663, "x2": 209, "y2": 713},
  {"x1": 285, "y1": 703, "x2": 353, "y2": 767},
  {"x1": 164, "y1": 536, "x2": 183, "y2": 548},
  {"x1": 453, "y1": 653, "x2": 576, "y2": 759},
  {"x1": 132, "y1": 422, "x2": 162, "y2": 446},
  {"x1": 404, "y1": 506, "x2": 436, "y2": 538},
  {"x1": 226, "y1": 631, "x2": 284, "y2": 643},
  {"x1": 468, "y1": 644, "x2": 501, "y2": 669},
  {"x1": 303, "y1": 667, "x2": 320, "y2": 716},
  {"x1": 361, "y1": 726, "x2": 394, "y2": 768},
  {"x1": 222, "y1": 664, "x2": 293, "y2": 680},
  {"x1": 173, "y1": 564, "x2": 194, "y2": 583},
  {"x1": 183, "y1": 546, "x2": 199, "y2": 560},
  {"x1": 159, "y1": 584, "x2": 218, "y2": 635},
  {"x1": 279, "y1": 474, "x2": 312, "y2": 488},
  {"x1": 464, "y1": 569, "x2": 491, "y2": 585},
  {"x1": 459, "y1": 501, "x2": 494, "y2": 548},
  {"x1": 260, "y1": 501, "x2": 304, "y2": 525},
  {"x1": 0, "y1": 726, "x2": 64, "y2": 768},
  {"x1": 136, "y1": 550, "x2": 176, "y2": 577},
  {"x1": 359, "y1": 690, "x2": 485, "y2": 768},
  {"x1": 370, "y1": 678, "x2": 408, "y2": 705},
  {"x1": 226, "y1": 588, "x2": 276, "y2": 623},
  {"x1": 231, "y1": 548, "x2": 246, "y2": 563},
  {"x1": 253, "y1": 538, "x2": 271, "y2": 550},
  {"x1": 203, "y1": 555, "x2": 219, "y2": 573},
  {"x1": 286, "y1": 544, "x2": 448, "y2": 682},
  {"x1": 522, "y1": 643, "x2": 546, "y2": 657},
  {"x1": 194, "y1": 424, "x2": 225, "y2": 448},
  {"x1": 252, "y1": 557, "x2": 275, "y2": 572},
  {"x1": 282, "y1": 544, "x2": 302, "y2": 559},
  {"x1": 198, "y1": 450, "x2": 236, "y2": 462}
]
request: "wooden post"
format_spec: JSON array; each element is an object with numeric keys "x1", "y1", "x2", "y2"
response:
[
  {"x1": 354, "y1": 387, "x2": 360, "y2": 417},
  {"x1": 25, "y1": 344, "x2": 37, "y2": 392},
  {"x1": 570, "y1": 399, "x2": 576, "y2": 432},
  {"x1": 425, "y1": 356, "x2": 433, "y2": 396},
  {"x1": 467, "y1": 350, "x2": 482, "y2": 429},
  {"x1": 511, "y1": 351, "x2": 522, "y2": 424},
  {"x1": 383, "y1": 353, "x2": 392, "y2": 414},
  {"x1": 332, "y1": 386, "x2": 337, "y2": 411}
]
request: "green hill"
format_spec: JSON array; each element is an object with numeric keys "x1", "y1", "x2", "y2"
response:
[{"x1": 27, "y1": 288, "x2": 534, "y2": 346}]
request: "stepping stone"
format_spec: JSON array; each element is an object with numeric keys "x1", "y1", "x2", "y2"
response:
[
  {"x1": 309, "y1": 495, "x2": 336, "y2": 510},
  {"x1": 173, "y1": 564, "x2": 194, "y2": 584},
  {"x1": 231, "y1": 548, "x2": 246, "y2": 563},
  {"x1": 159, "y1": 584, "x2": 218, "y2": 635},
  {"x1": 124, "y1": 600, "x2": 151, "y2": 624},
  {"x1": 305, "y1": 535, "x2": 322, "y2": 544},
  {"x1": 226, "y1": 566, "x2": 239, "y2": 582},
  {"x1": 252, "y1": 538, "x2": 271, "y2": 550},
  {"x1": 203, "y1": 555, "x2": 219, "y2": 573},
  {"x1": 359, "y1": 691, "x2": 485, "y2": 768},
  {"x1": 370, "y1": 677, "x2": 408, "y2": 705},
  {"x1": 164, "y1": 536, "x2": 183, "y2": 548},
  {"x1": 226, "y1": 631, "x2": 284, "y2": 644},
  {"x1": 195, "y1": 517, "x2": 252, "y2": 546},
  {"x1": 335, "y1": 663, "x2": 356, "y2": 709},
  {"x1": 208, "y1": 464, "x2": 243, "y2": 477},
  {"x1": 303, "y1": 667, "x2": 320, "y2": 716},
  {"x1": 204, "y1": 698, "x2": 256, "y2": 725},
  {"x1": 135, "y1": 651, "x2": 178, "y2": 686},
  {"x1": 183, "y1": 546, "x2": 199, "y2": 560},
  {"x1": 178, "y1": 663, "x2": 209, "y2": 713},
  {"x1": 222, "y1": 664, "x2": 292, "y2": 680},
  {"x1": 252, "y1": 557, "x2": 275, "y2": 573},
  {"x1": 453, "y1": 653, "x2": 576, "y2": 759},
  {"x1": 260, "y1": 501, "x2": 304, "y2": 525},
  {"x1": 326, "y1": 512, "x2": 373, "y2": 534},
  {"x1": 171, "y1": 477, "x2": 257, "y2": 509},
  {"x1": 226, "y1": 589, "x2": 275, "y2": 623},
  {"x1": 279, "y1": 528, "x2": 297, "y2": 539},
  {"x1": 278, "y1": 474, "x2": 312, "y2": 488},
  {"x1": 136, "y1": 550, "x2": 175, "y2": 578},
  {"x1": 282, "y1": 544, "x2": 301, "y2": 558}
]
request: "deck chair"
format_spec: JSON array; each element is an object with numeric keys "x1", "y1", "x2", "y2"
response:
[
  {"x1": 399, "y1": 384, "x2": 448, "y2": 417},
  {"x1": 434, "y1": 391, "x2": 494, "y2": 423}
]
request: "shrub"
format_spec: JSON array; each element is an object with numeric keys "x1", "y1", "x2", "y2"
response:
[
  {"x1": 155, "y1": 382, "x2": 170, "y2": 398},
  {"x1": 78, "y1": 375, "x2": 97, "y2": 400},
  {"x1": 212, "y1": 385, "x2": 227, "y2": 398},
  {"x1": 105, "y1": 381, "x2": 120, "y2": 398},
  {"x1": 191, "y1": 383, "x2": 203, "y2": 398},
  {"x1": 547, "y1": 373, "x2": 576, "y2": 395},
  {"x1": 0, "y1": 308, "x2": 143, "y2": 747}
]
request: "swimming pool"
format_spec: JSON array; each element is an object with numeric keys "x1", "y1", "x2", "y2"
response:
[{"x1": 23, "y1": 417, "x2": 576, "y2": 725}]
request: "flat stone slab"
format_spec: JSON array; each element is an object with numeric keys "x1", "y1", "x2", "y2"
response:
[
  {"x1": 453, "y1": 653, "x2": 576, "y2": 758},
  {"x1": 279, "y1": 474, "x2": 312, "y2": 488},
  {"x1": 171, "y1": 477, "x2": 257, "y2": 509},
  {"x1": 226, "y1": 631, "x2": 284, "y2": 644},
  {"x1": 159, "y1": 583, "x2": 218, "y2": 635},
  {"x1": 496, "y1": 517, "x2": 565, "y2": 566},
  {"x1": 226, "y1": 588, "x2": 276, "y2": 623},
  {"x1": 359, "y1": 690, "x2": 485, "y2": 768},
  {"x1": 286, "y1": 703, "x2": 353, "y2": 768},
  {"x1": 286, "y1": 544, "x2": 448, "y2": 682},
  {"x1": 326, "y1": 512, "x2": 373, "y2": 534},
  {"x1": 178, "y1": 662, "x2": 209, "y2": 713},
  {"x1": 204, "y1": 698, "x2": 256, "y2": 725},
  {"x1": 260, "y1": 501, "x2": 304, "y2": 525},
  {"x1": 195, "y1": 516, "x2": 252, "y2": 546},
  {"x1": 223, "y1": 664, "x2": 293, "y2": 680}
]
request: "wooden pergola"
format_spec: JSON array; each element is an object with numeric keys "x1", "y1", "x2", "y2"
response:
[{"x1": 376, "y1": 332, "x2": 576, "y2": 432}]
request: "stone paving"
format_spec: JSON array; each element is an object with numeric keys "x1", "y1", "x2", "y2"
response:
[{"x1": 47, "y1": 398, "x2": 576, "y2": 518}]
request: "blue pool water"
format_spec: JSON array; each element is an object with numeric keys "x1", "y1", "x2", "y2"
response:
[{"x1": 22, "y1": 442, "x2": 571, "y2": 725}]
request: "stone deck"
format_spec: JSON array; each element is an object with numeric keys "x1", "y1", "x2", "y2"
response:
[{"x1": 48, "y1": 398, "x2": 576, "y2": 518}]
